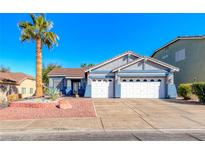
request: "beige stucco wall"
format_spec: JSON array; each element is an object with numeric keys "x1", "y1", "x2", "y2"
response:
[
  {"x1": 152, "y1": 39, "x2": 205, "y2": 86},
  {"x1": 17, "y1": 79, "x2": 36, "y2": 98},
  {"x1": 0, "y1": 92, "x2": 3, "y2": 103}
]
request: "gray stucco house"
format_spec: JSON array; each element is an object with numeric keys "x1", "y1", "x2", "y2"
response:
[
  {"x1": 48, "y1": 51, "x2": 179, "y2": 98},
  {"x1": 151, "y1": 35, "x2": 205, "y2": 86}
]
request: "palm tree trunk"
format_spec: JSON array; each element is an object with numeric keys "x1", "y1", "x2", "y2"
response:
[{"x1": 35, "y1": 37, "x2": 43, "y2": 97}]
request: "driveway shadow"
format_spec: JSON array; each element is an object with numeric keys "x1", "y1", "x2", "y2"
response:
[{"x1": 161, "y1": 99, "x2": 205, "y2": 106}]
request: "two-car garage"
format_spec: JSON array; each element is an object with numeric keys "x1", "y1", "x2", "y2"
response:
[
  {"x1": 120, "y1": 78, "x2": 165, "y2": 98},
  {"x1": 91, "y1": 78, "x2": 165, "y2": 98}
]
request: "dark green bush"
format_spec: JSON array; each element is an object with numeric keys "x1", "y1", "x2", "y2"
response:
[
  {"x1": 178, "y1": 84, "x2": 192, "y2": 100},
  {"x1": 192, "y1": 82, "x2": 205, "y2": 103}
]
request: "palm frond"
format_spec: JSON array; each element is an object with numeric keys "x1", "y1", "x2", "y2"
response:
[
  {"x1": 42, "y1": 38, "x2": 53, "y2": 49},
  {"x1": 18, "y1": 13, "x2": 59, "y2": 49},
  {"x1": 20, "y1": 33, "x2": 32, "y2": 42},
  {"x1": 29, "y1": 13, "x2": 36, "y2": 25},
  {"x1": 18, "y1": 21, "x2": 33, "y2": 29}
]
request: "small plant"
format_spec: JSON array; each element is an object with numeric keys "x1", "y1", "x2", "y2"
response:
[
  {"x1": 45, "y1": 88, "x2": 60, "y2": 101},
  {"x1": 192, "y1": 82, "x2": 205, "y2": 103},
  {"x1": 178, "y1": 84, "x2": 192, "y2": 100}
]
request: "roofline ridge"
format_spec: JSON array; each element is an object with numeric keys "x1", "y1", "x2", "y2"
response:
[{"x1": 151, "y1": 34, "x2": 205, "y2": 57}]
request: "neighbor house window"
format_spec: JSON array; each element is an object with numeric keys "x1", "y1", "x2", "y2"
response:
[
  {"x1": 175, "y1": 49, "x2": 185, "y2": 62},
  {"x1": 30, "y1": 88, "x2": 33, "y2": 94},
  {"x1": 162, "y1": 54, "x2": 168, "y2": 59},
  {"x1": 22, "y1": 88, "x2": 26, "y2": 94}
]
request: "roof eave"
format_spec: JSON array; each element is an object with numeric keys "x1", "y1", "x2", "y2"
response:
[
  {"x1": 112, "y1": 57, "x2": 179, "y2": 73},
  {"x1": 151, "y1": 35, "x2": 205, "y2": 57},
  {"x1": 85, "y1": 51, "x2": 140, "y2": 72}
]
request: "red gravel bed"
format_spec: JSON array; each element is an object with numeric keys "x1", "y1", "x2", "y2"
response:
[
  {"x1": 9, "y1": 102, "x2": 57, "y2": 108},
  {"x1": 0, "y1": 98, "x2": 96, "y2": 120}
]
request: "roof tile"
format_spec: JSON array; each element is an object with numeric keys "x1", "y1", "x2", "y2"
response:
[{"x1": 48, "y1": 68, "x2": 85, "y2": 78}]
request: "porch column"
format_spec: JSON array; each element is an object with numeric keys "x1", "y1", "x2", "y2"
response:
[
  {"x1": 114, "y1": 73, "x2": 121, "y2": 98},
  {"x1": 167, "y1": 72, "x2": 177, "y2": 98}
]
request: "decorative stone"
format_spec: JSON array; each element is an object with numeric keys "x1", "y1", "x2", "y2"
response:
[{"x1": 59, "y1": 100, "x2": 72, "y2": 109}]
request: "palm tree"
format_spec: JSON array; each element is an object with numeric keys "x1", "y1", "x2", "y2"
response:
[{"x1": 18, "y1": 14, "x2": 59, "y2": 97}]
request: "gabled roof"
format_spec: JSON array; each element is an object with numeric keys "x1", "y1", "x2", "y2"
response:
[
  {"x1": 151, "y1": 35, "x2": 205, "y2": 57},
  {"x1": 0, "y1": 72, "x2": 35, "y2": 84},
  {"x1": 48, "y1": 68, "x2": 86, "y2": 78},
  {"x1": 112, "y1": 56, "x2": 179, "y2": 72},
  {"x1": 85, "y1": 51, "x2": 140, "y2": 72}
]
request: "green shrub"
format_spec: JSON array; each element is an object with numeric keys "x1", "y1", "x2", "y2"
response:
[
  {"x1": 45, "y1": 88, "x2": 60, "y2": 101},
  {"x1": 192, "y1": 82, "x2": 205, "y2": 103},
  {"x1": 178, "y1": 84, "x2": 192, "y2": 100}
]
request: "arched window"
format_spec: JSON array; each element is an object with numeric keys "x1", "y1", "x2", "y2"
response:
[
  {"x1": 158, "y1": 79, "x2": 162, "y2": 82},
  {"x1": 98, "y1": 80, "x2": 101, "y2": 82},
  {"x1": 93, "y1": 79, "x2": 96, "y2": 82},
  {"x1": 103, "y1": 79, "x2": 107, "y2": 82},
  {"x1": 129, "y1": 79, "x2": 133, "y2": 82},
  {"x1": 143, "y1": 79, "x2": 147, "y2": 82},
  {"x1": 136, "y1": 79, "x2": 140, "y2": 82},
  {"x1": 150, "y1": 79, "x2": 154, "y2": 82},
  {"x1": 122, "y1": 79, "x2": 126, "y2": 82},
  {"x1": 109, "y1": 79, "x2": 112, "y2": 82}
]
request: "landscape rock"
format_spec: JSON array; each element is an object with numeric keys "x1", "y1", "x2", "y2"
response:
[{"x1": 59, "y1": 100, "x2": 72, "y2": 109}]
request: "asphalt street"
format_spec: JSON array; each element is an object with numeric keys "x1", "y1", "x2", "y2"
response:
[{"x1": 0, "y1": 130, "x2": 205, "y2": 141}]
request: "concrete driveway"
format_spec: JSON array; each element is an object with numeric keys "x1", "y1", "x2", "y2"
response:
[{"x1": 93, "y1": 98, "x2": 205, "y2": 131}]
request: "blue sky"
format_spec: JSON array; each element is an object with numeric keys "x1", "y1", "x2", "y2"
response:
[{"x1": 0, "y1": 13, "x2": 205, "y2": 76}]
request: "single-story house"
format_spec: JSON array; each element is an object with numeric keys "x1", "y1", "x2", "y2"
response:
[
  {"x1": 0, "y1": 72, "x2": 36, "y2": 99},
  {"x1": 48, "y1": 51, "x2": 179, "y2": 98},
  {"x1": 48, "y1": 68, "x2": 87, "y2": 96}
]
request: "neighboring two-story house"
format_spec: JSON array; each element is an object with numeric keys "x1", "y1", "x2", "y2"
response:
[
  {"x1": 151, "y1": 35, "x2": 205, "y2": 86},
  {"x1": 48, "y1": 51, "x2": 179, "y2": 98}
]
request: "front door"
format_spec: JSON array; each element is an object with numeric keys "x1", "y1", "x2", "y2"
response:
[{"x1": 73, "y1": 82, "x2": 79, "y2": 94}]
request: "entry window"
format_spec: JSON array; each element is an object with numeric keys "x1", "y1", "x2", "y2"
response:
[
  {"x1": 30, "y1": 88, "x2": 33, "y2": 94},
  {"x1": 143, "y1": 79, "x2": 147, "y2": 82},
  {"x1": 150, "y1": 79, "x2": 154, "y2": 82},
  {"x1": 129, "y1": 79, "x2": 133, "y2": 82},
  {"x1": 22, "y1": 88, "x2": 26, "y2": 94},
  {"x1": 122, "y1": 79, "x2": 126, "y2": 82}
]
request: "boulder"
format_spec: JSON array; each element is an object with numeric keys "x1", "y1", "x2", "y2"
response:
[{"x1": 59, "y1": 100, "x2": 72, "y2": 109}]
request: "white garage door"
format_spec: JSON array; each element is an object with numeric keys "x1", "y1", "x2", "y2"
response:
[
  {"x1": 120, "y1": 78, "x2": 165, "y2": 98},
  {"x1": 91, "y1": 79, "x2": 114, "y2": 98}
]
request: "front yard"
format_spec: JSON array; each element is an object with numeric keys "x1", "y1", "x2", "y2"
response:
[
  {"x1": 0, "y1": 98, "x2": 205, "y2": 131},
  {"x1": 0, "y1": 98, "x2": 96, "y2": 120}
]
